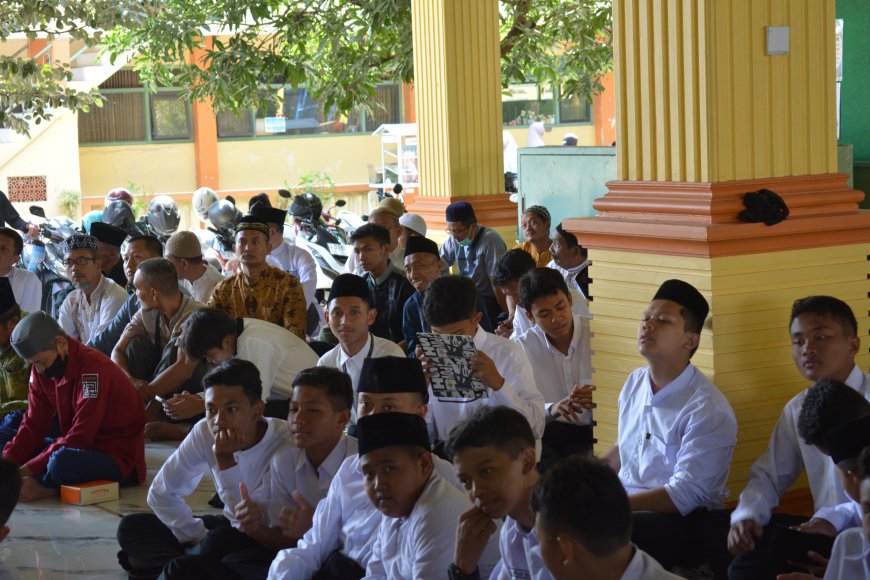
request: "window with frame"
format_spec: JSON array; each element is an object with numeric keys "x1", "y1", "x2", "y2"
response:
[
  {"x1": 78, "y1": 69, "x2": 193, "y2": 144},
  {"x1": 502, "y1": 83, "x2": 591, "y2": 126},
  {"x1": 216, "y1": 83, "x2": 401, "y2": 139}
]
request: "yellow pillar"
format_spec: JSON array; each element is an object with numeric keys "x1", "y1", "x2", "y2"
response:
[
  {"x1": 409, "y1": 0, "x2": 514, "y2": 245},
  {"x1": 569, "y1": 0, "x2": 870, "y2": 508}
]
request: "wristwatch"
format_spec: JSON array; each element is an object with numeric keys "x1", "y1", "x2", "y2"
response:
[{"x1": 448, "y1": 563, "x2": 480, "y2": 580}]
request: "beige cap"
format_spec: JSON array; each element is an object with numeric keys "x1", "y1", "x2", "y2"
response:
[
  {"x1": 165, "y1": 231, "x2": 202, "y2": 259},
  {"x1": 377, "y1": 197, "x2": 405, "y2": 217}
]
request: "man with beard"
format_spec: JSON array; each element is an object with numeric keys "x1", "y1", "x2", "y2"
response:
[{"x1": 2, "y1": 311, "x2": 146, "y2": 501}]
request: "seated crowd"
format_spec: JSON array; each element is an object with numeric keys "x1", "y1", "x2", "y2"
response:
[{"x1": 0, "y1": 198, "x2": 866, "y2": 580}]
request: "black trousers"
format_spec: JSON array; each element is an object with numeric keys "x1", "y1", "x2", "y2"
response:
[
  {"x1": 117, "y1": 513, "x2": 274, "y2": 580},
  {"x1": 632, "y1": 509, "x2": 733, "y2": 579},
  {"x1": 727, "y1": 513, "x2": 810, "y2": 580},
  {"x1": 311, "y1": 549, "x2": 365, "y2": 580}
]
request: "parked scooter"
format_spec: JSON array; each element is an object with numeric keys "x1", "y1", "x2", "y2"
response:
[
  {"x1": 283, "y1": 190, "x2": 351, "y2": 265},
  {"x1": 22, "y1": 206, "x2": 76, "y2": 318}
]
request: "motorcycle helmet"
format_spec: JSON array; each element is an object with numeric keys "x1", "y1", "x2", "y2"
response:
[
  {"x1": 105, "y1": 187, "x2": 133, "y2": 206},
  {"x1": 207, "y1": 199, "x2": 239, "y2": 228},
  {"x1": 147, "y1": 195, "x2": 181, "y2": 236},
  {"x1": 102, "y1": 199, "x2": 137, "y2": 233},
  {"x1": 193, "y1": 187, "x2": 219, "y2": 219},
  {"x1": 289, "y1": 192, "x2": 323, "y2": 223},
  {"x1": 81, "y1": 209, "x2": 103, "y2": 234}
]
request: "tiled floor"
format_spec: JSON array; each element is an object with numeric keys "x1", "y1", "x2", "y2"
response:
[{"x1": 1, "y1": 442, "x2": 221, "y2": 579}]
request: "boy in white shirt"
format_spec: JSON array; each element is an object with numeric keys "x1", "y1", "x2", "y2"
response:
[
  {"x1": 514, "y1": 268, "x2": 594, "y2": 464},
  {"x1": 182, "y1": 308, "x2": 320, "y2": 419},
  {"x1": 268, "y1": 356, "x2": 462, "y2": 580},
  {"x1": 163, "y1": 366, "x2": 358, "y2": 579},
  {"x1": 116, "y1": 359, "x2": 292, "y2": 579},
  {"x1": 317, "y1": 274, "x2": 404, "y2": 422},
  {"x1": 420, "y1": 275, "x2": 545, "y2": 445},
  {"x1": 728, "y1": 296, "x2": 870, "y2": 578},
  {"x1": 532, "y1": 456, "x2": 680, "y2": 580},
  {"x1": 602, "y1": 279, "x2": 737, "y2": 573},
  {"x1": 358, "y1": 412, "x2": 495, "y2": 579},
  {"x1": 447, "y1": 406, "x2": 547, "y2": 580}
]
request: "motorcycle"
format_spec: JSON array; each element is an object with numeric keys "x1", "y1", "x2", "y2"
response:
[
  {"x1": 23, "y1": 206, "x2": 77, "y2": 318},
  {"x1": 282, "y1": 190, "x2": 351, "y2": 265}
]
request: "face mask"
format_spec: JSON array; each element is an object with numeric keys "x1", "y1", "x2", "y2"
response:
[
  {"x1": 457, "y1": 225, "x2": 475, "y2": 247},
  {"x1": 42, "y1": 352, "x2": 68, "y2": 380}
]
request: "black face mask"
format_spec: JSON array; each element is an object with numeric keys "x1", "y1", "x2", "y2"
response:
[{"x1": 41, "y1": 353, "x2": 67, "y2": 380}]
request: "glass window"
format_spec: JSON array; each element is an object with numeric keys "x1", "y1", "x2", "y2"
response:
[
  {"x1": 150, "y1": 92, "x2": 191, "y2": 140},
  {"x1": 78, "y1": 92, "x2": 146, "y2": 143},
  {"x1": 368, "y1": 84, "x2": 401, "y2": 128},
  {"x1": 502, "y1": 84, "x2": 555, "y2": 126},
  {"x1": 559, "y1": 93, "x2": 591, "y2": 124},
  {"x1": 216, "y1": 109, "x2": 254, "y2": 138}
]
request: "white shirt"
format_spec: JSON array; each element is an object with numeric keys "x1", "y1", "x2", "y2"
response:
[
  {"x1": 621, "y1": 546, "x2": 683, "y2": 580},
  {"x1": 181, "y1": 264, "x2": 224, "y2": 304},
  {"x1": 546, "y1": 259, "x2": 590, "y2": 298},
  {"x1": 514, "y1": 315, "x2": 593, "y2": 425},
  {"x1": 58, "y1": 275, "x2": 128, "y2": 343},
  {"x1": 731, "y1": 365, "x2": 870, "y2": 526},
  {"x1": 428, "y1": 326, "x2": 545, "y2": 441},
  {"x1": 237, "y1": 318, "x2": 320, "y2": 401},
  {"x1": 318, "y1": 334, "x2": 405, "y2": 421},
  {"x1": 268, "y1": 450, "x2": 462, "y2": 580},
  {"x1": 814, "y1": 499, "x2": 862, "y2": 533},
  {"x1": 268, "y1": 240, "x2": 318, "y2": 307},
  {"x1": 147, "y1": 417, "x2": 291, "y2": 544},
  {"x1": 267, "y1": 435, "x2": 358, "y2": 526},
  {"x1": 3, "y1": 267, "x2": 41, "y2": 313},
  {"x1": 489, "y1": 516, "x2": 552, "y2": 580},
  {"x1": 823, "y1": 527, "x2": 870, "y2": 580},
  {"x1": 365, "y1": 471, "x2": 499, "y2": 580},
  {"x1": 511, "y1": 288, "x2": 589, "y2": 340},
  {"x1": 617, "y1": 364, "x2": 738, "y2": 515}
]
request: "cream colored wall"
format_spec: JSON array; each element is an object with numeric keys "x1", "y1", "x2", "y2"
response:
[
  {"x1": 504, "y1": 123, "x2": 596, "y2": 148},
  {"x1": 79, "y1": 143, "x2": 197, "y2": 203},
  {"x1": 2, "y1": 111, "x2": 82, "y2": 219},
  {"x1": 218, "y1": 135, "x2": 383, "y2": 190}
]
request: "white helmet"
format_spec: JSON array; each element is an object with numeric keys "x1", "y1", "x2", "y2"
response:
[{"x1": 193, "y1": 187, "x2": 218, "y2": 219}]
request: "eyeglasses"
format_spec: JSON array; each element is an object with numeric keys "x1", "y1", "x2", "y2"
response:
[
  {"x1": 445, "y1": 225, "x2": 470, "y2": 236},
  {"x1": 63, "y1": 256, "x2": 97, "y2": 268}
]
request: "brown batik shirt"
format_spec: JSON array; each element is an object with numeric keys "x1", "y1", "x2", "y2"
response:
[{"x1": 208, "y1": 264, "x2": 307, "y2": 338}]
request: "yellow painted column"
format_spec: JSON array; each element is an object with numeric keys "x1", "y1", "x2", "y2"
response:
[
  {"x1": 570, "y1": 0, "x2": 870, "y2": 508},
  {"x1": 409, "y1": 0, "x2": 513, "y2": 245}
]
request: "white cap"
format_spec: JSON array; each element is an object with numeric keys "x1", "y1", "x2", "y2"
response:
[{"x1": 398, "y1": 213, "x2": 427, "y2": 237}]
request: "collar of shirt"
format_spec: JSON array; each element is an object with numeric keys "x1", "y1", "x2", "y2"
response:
[
  {"x1": 85, "y1": 275, "x2": 111, "y2": 305},
  {"x1": 231, "y1": 418, "x2": 282, "y2": 463},
  {"x1": 368, "y1": 261, "x2": 396, "y2": 286},
  {"x1": 645, "y1": 363, "x2": 695, "y2": 404},
  {"x1": 844, "y1": 364, "x2": 864, "y2": 391},
  {"x1": 471, "y1": 324, "x2": 488, "y2": 349},
  {"x1": 240, "y1": 264, "x2": 277, "y2": 288},
  {"x1": 296, "y1": 436, "x2": 353, "y2": 485},
  {"x1": 337, "y1": 333, "x2": 373, "y2": 370}
]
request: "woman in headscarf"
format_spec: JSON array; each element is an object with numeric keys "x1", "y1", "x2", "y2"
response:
[{"x1": 515, "y1": 205, "x2": 552, "y2": 266}]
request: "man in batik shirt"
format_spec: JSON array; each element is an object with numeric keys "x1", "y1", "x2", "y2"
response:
[{"x1": 208, "y1": 216, "x2": 307, "y2": 339}]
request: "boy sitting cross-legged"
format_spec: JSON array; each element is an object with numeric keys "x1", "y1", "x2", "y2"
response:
[
  {"x1": 268, "y1": 356, "x2": 466, "y2": 580},
  {"x1": 602, "y1": 279, "x2": 738, "y2": 574},
  {"x1": 358, "y1": 412, "x2": 497, "y2": 579},
  {"x1": 116, "y1": 359, "x2": 292, "y2": 579},
  {"x1": 153, "y1": 366, "x2": 358, "y2": 579},
  {"x1": 728, "y1": 296, "x2": 870, "y2": 579},
  {"x1": 446, "y1": 406, "x2": 548, "y2": 580}
]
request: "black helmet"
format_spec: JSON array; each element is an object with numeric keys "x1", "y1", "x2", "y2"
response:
[
  {"x1": 147, "y1": 195, "x2": 181, "y2": 236},
  {"x1": 289, "y1": 192, "x2": 323, "y2": 223},
  {"x1": 102, "y1": 199, "x2": 136, "y2": 234}
]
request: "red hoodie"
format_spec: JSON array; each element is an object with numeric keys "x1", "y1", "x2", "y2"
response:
[{"x1": 3, "y1": 338, "x2": 146, "y2": 483}]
